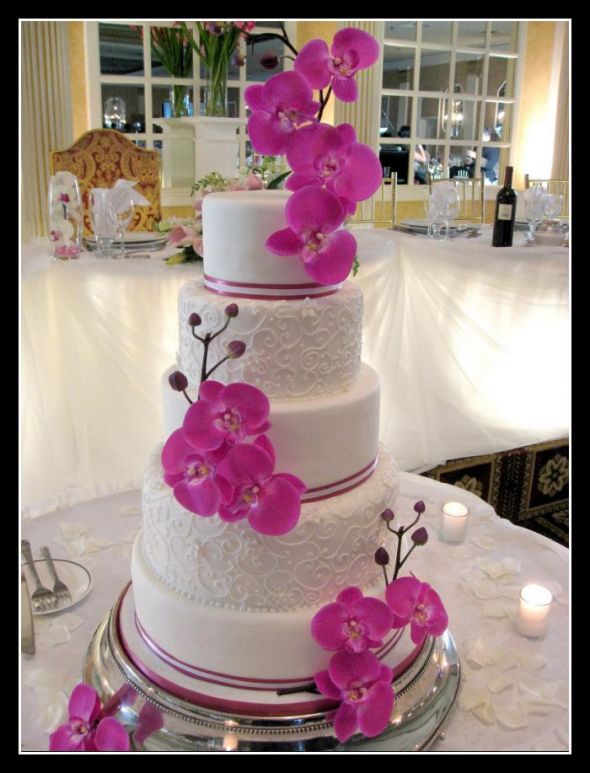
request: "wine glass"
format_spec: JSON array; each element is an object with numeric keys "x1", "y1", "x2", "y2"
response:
[
  {"x1": 523, "y1": 187, "x2": 546, "y2": 242},
  {"x1": 543, "y1": 193, "x2": 564, "y2": 221},
  {"x1": 438, "y1": 187, "x2": 461, "y2": 239},
  {"x1": 107, "y1": 195, "x2": 135, "y2": 258},
  {"x1": 89, "y1": 189, "x2": 116, "y2": 258},
  {"x1": 423, "y1": 191, "x2": 444, "y2": 238}
]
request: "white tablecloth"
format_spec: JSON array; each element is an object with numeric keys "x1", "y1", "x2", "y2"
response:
[
  {"x1": 21, "y1": 231, "x2": 569, "y2": 517},
  {"x1": 20, "y1": 476, "x2": 569, "y2": 752}
]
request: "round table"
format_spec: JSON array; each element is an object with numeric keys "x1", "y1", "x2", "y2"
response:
[
  {"x1": 21, "y1": 230, "x2": 569, "y2": 519},
  {"x1": 21, "y1": 474, "x2": 569, "y2": 752}
]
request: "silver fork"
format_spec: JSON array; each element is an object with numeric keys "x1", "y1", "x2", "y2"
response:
[
  {"x1": 41, "y1": 546, "x2": 72, "y2": 607},
  {"x1": 21, "y1": 540, "x2": 58, "y2": 612}
]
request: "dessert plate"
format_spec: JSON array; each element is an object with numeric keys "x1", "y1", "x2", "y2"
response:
[
  {"x1": 84, "y1": 232, "x2": 169, "y2": 250},
  {"x1": 22, "y1": 559, "x2": 92, "y2": 616}
]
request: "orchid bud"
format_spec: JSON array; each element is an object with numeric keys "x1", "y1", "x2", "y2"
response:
[
  {"x1": 411, "y1": 527, "x2": 429, "y2": 546},
  {"x1": 374, "y1": 547, "x2": 390, "y2": 566},
  {"x1": 380, "y1": 508, "x2": 394, "y2": 524},
  {"x1": 188, "y1": 312, "x2": 201, "y2": 327},
  {"x1": 225, "y1": 303, "x2": 239, "y2": 318},
  {"x1": 168, "y1": 370, "x2": 188, "y2": 392},
  {"x1": 260, "y1": 50, "x2": 280, "y2": 70},
  {"x1": 413, "y1": 501, "x2": 426, "y2": 514},
  {"x1": 227, "y1": 340, "x2": 246, "y2": 359}
]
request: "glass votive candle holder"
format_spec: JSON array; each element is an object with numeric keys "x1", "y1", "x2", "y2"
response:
[
  {"x1": 441, "y1": 501, "x2": 469, "y2": 543},
  {"x1": 516, "y1": 584, "x2": 553, "y2": 638}
]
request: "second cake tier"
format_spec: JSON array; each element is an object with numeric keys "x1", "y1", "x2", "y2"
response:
[{"x1": 177, "y1": 280, "x2": 363, "y2": 401}]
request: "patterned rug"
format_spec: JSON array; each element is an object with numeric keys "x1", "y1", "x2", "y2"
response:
[{"x1": 421, "y1": 438, "x2": 569, "y2": 547}]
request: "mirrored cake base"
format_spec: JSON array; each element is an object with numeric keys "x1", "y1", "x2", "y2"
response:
[{"x1": 84, "y1": 584, "x2": 461, "y2": 752}]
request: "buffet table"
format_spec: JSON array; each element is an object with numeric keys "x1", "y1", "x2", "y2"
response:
[
  {"x1": 21, "y1": 229, "x2": 569, "y2": 517},
  {"x1": 20, "y1": 474, "x2": 569, "y2": 752}
]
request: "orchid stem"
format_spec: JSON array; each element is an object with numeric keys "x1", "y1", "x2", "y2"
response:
[
  {"x1": 381, "y1": 564, "x2": 389, "y2": 588},
  {"x1": 204, "y1": 356, "x2": 229, "y2": 381},
  {"x1": 200, "y1": 333, "x2": 211, "y2": 385},
  {"x1": 276, "y1": 682, "x2": 319, "y2": 696},
  {"x1": 181, "y1": 389, "x2": 193, "y2": 406},
  {"x1": 397, "y1": 543, "x2": 418, "y2": 573}
]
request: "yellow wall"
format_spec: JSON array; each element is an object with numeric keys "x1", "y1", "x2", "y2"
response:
[
  {"x1": 68, "y1": 22, "x2": 90, "y2": 139},
  {"x1": 512, "y1": 21, "x2": 560, "y2": 190},
  {"x1": 295, "y1": 21, "x2": 338, "y2": 126}
]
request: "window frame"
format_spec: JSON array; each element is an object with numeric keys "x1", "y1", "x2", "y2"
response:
[{"x1": 378, "y1": 20, "x2": 526, "y2": 194}]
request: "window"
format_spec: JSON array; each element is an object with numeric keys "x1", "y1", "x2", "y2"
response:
[
  {"x1": 86, "y1": 21, "x2": 295, "y2": 202},
  {"x1": 380, "y1": 20, "x2": 522, "y2": 185}
]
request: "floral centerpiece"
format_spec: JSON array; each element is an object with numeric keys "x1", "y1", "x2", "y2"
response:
[
  {"x1": 178, "y1": 21, "x2": 256, "y2": 116},
  {"x1": 139, "y1": 26, "x2": 193, "y2": 116}
]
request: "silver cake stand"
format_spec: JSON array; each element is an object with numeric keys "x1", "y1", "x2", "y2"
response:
[{"x1": 84, "y1": 588, "x2": 461, "y2": 752}]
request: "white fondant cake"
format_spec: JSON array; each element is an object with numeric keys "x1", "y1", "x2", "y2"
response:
[{"x1": 130, "y1": 190, "x2": 416, "y2": 714}]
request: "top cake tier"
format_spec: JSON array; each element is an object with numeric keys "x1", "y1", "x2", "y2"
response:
[{"x1": 202, "y1": 190, "x2": 342, "y2": 298}]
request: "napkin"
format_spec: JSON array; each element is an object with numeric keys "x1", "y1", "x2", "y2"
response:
[{"x1": 90, "y1": 181, "x2": 150, "y2": 239}]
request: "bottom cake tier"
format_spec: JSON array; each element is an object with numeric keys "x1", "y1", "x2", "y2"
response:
[{"x1": 129, "y1": 555, "x2": 423, "y2": 719}]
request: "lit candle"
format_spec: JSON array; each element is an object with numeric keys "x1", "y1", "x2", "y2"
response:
[
  {"x1": 517, "y1": 584, "x2": 553, "y2": 638},
  {"x1": 222, "y1": 732, "x2": 239, "y2": 751},
  {"x1": 441, "y1": 501, "x2": 469, "y2": 543}
]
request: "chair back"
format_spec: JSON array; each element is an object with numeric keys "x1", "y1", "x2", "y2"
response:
[
  {"x1": 50, "y1": 129, "x2": 161, "y2": 235},
  {"x1": 426, "y1": 173, "x2": 485, "y2": 223},
  {"x1": 524, "y1": 175, "x2": 569, "y2": 218},
  {"x1": 348, "y1": 174, "x2": 398, "y2": 228}
]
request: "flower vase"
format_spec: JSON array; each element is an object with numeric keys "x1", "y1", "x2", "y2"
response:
[
  {"x1": 48, "y1": 172, "x2": 83, "y2": 259},
  {"x1": 169, "y1": 85, "x2": 192, "y2": 117},
  {"x1": 203, "y1": 63, "x2": 228, "y2": 117}
]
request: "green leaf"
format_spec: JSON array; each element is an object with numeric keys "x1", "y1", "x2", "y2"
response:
[
  {"x1": 267, "y1": 171, "x2": 292, "y2": 190},
  {"x1": 164, "y1": 252, "x2": 188, "y2": 265},
  {"x1": 352, "y1": 256, "x2": 360, "y2": 277}
]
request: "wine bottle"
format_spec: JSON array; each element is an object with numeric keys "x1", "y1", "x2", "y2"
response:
[{"x1": 492, "y1": 166, "x2": 517, "y2": 247}]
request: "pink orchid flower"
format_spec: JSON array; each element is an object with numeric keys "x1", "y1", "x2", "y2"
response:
[
  {"x1": 265, "y1": 186, "x2": 357, "y2": 285},
  {"x1": 58, "y1": 193, "x2": 70, "y2": 203},
  {"x1": 314, "y1": 650, "x2": 394, "y2": 743},
  {"x1": 286, "y1": 122, "x2": 382, "y2": 207},
  {"x1": 311, "y1": 586, "x2": 394, "y2": 653},
  {"x1": 217, "y1": 435, "x2": 306, "y2": 536},
  {"x1": 183, "y1": 380, "x2": 271, "y2": 452},
  {"x1": 295, "y1": 28, "x2": 380, "y2": 102},
  {"x1": 167, "y1": 224, "x2": 203, "y2": 255},
  {"x1": 49, "y1": 683, "x2": 130, "y2": 751},
  {"x1": 245, "y1": 71, "x2": 320, "y2": 155},
  {"x1": 161, "y1": 428, "x2": 234, "y2": 517},
  {"x1": 385, "y1": 576, "x2": 448, "y2": 646},
  {"x1": 50, "y1": 230, "x2": 62, "y2": 242}
]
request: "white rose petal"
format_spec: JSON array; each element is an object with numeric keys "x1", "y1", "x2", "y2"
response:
[
  {"x1": 471, "y1": 580, "x2": 502, "y2": 600},
  {"x1": 35, "y1": 691, "x2": 68, "y2": 733},
  {"x1": 55, "y1": 536, "x2": 88, "y2": 558},
  {"x1": 494, "y1": 650, "x2": 519, "y2": 672},
  {"x1": 459, "y1": 684, "x2": 490, "y2": 712},
  {"x1": 59, "y1": 522, "x2": 88, "y2": 539},
  {"x1": 23, "y1": 668, "x2": 67, "y2": 692},
  {"x1": 85, "y1": 536, "x2": 114, "y2": 552},
  {"x1": 37, "y1": 624, "x2": 71, "y2": 647},
  {"x1": 487, "y1": 673, "x2": 515, "y2": 694},
  {"x1": 471, "y1": 536, "x2": 497, "y2": 550},
  {"x1": 481, "y1": 561, "x2": 507, "y2": 580},
  {"x1": 473, "y1": 702, "x2": 496, "y2": 724},
  {"x1": 466, "y1": 638, "x2": 495, "y2": 667},
  {"x1": 501, "y1": 557, "x2": 521, "y2": 575},
  {"x1": 496, "y1": 705, "x2": 528, "y2": 729},
  {"x1": 519, "y1": 653, "x2": 548, "y2": 672},
  {"x1": 520, "y1": 699, "x2": 554, "y2": 716},
  {"x1": 58, "y1": 612, "x2": 84, "y2": 631}
]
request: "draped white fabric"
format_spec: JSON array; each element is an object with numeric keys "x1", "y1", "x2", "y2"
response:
[
  {"x1": 21, "y1": 21, "x2": 73, "y2": 241},
  {"x1": 21, "y1": 231, "x2": 569, "y2": 517}
]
